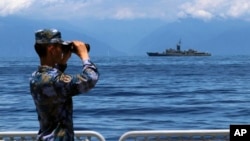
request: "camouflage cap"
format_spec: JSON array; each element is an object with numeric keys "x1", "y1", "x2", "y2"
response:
[{"x1": 35, "y1": 29, "x2": 71, "y2": 45}]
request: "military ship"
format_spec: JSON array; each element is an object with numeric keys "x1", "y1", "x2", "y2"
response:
[{"x1": 147, "y1": 40, "x2": 211, "y2": 56}]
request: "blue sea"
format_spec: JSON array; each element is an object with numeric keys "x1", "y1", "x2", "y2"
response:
[{"x1": 0, "y1": 55, "x2": 250, "y2": 140}]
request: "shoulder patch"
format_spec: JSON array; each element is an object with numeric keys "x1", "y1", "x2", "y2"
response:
[{"x1": 59, "y1": 74, "x2": 72, "y2": 83}]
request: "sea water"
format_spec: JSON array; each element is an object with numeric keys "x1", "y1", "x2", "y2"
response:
[{"x1": 0, "y1": 55, "x2": 249, "y2": 140}]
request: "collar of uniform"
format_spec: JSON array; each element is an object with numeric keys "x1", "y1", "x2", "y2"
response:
[{"x1": 38, "y1": 65, "x2": 56, "y2": 72}]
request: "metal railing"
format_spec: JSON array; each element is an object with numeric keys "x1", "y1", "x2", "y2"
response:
[
  {"x1": 0, "y1": 131, "x2": 105, "y2": 141},
  {"x1": 0, "y1": 129, "x2": 230, "y2": 141},
  {"x1": 119, "y1": 129, "x2": 229, "y2": 141}
]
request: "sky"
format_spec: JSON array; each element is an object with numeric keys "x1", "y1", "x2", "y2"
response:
[
  {"x1": 1, "y1": 0, "x2": 250, "y2": 22},
  {"x1": 1, "y1": 0, "x2": 250, "y2": 56}
]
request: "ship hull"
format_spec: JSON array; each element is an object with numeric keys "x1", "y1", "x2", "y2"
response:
[
  {"x1": 147, "y1": 40, "x2": 211, "y2": 57},
  {"x1": 147, "y1": 52, "x2": 211, "y2": 56}
]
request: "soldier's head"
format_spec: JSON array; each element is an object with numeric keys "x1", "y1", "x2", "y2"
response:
[{"x1": 34, "y1": 29, "x2": 71, "y2": 63}]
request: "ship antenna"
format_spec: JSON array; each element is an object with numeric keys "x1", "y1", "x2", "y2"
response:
[{"x1": 177, "y1": 39, "x2": 181, "y2": 51}]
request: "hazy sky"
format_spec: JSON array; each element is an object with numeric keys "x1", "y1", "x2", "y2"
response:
[
  {"x1": 1, "y1": 0, "x2": 250, "y2": 56},
  {"x1": 1, "y1": 0, "x2": 250, "y2": 22}
]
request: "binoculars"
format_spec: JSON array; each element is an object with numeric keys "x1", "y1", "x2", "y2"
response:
[{"x1": 62, "y1": 42, "x2": 90, "y2": 53}]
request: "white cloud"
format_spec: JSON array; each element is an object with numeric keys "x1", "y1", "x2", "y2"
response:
[
  {"x1": 0, "y1": 0, "x2": 184, "y2": 21},
  {"x1": 0, "y1": 0, "x2": 33, "y2": 16},
  {"x1": 178, "y1": 0, "x2": 225, "y2": 20},
  {"x1": 27, "y1": 0, "x2": 104, "y2": 20},
  {"x1": 1, "y1": 0, "x2": 250, "y2": 21},
  {"x1": 179, "y1": 0, "x2": 250, "y2": 20},
  {"x1": 227, "y1": 0, "x2": 250, "y2": 18},
  {"x1": 113, "y1": 8, "x2": 138, "y2": 20}
]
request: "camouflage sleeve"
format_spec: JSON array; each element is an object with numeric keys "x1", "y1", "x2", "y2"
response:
[{"x1": 55, "y1": 60, "x2": 99, "y2": 97}]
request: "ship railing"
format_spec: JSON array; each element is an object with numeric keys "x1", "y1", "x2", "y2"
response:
[
  {"x1": 119, "y1": 129, "x2": 229, "y2": 141},
  {"x1": 0, "y1": 131, "x2": 105, "y2": 141}
]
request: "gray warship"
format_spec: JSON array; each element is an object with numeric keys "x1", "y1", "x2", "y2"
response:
[{"x1": 147, "y1": 40, "x2": 211, "y2": 56}]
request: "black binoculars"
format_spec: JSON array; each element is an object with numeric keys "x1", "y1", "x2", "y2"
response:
[{"x1": 62, "y1": 42, "x2": 90, "y2": 53}]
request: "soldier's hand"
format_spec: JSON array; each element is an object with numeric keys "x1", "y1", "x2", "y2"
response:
[{"x1": 72, "y1": 41, "x2": 89, "y2": 60}]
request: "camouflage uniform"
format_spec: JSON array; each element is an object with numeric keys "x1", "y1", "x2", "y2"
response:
[
  {"x1": 30, "y1": 60, "x2": 99, "y2": 141},
  {"x1": 30, "y1": 28, "x2": 99, "y2": 141}
]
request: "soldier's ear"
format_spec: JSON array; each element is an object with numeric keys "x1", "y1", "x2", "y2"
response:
[
  {"x1": 47, "y1": 45, "x2": 53, "y2": 51},
  {"x1": 47, "y1": 45, "x2": 56, "y2": 55}
]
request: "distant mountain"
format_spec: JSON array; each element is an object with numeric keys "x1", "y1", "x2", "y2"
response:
[
  {"x1": 0, "y1": 16, "x2": 124, "y2": 57},
  {"x1": 69, "y1": 18, "x2": 167, "y2": 56},
  {"x1": 1, "y1": 17, "x2": 250, "y2": 57},
  {"x1": 131, "y1": 19, "x2": 250, "y2": 56}
]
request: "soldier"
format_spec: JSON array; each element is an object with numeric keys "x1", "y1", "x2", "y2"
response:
[{"x1": 30, "y1": 29, "x2": 99, "y2": 141}]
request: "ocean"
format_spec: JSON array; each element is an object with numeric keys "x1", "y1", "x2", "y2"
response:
[{"x1": 0, "y1": 55, "x2": 249, "y2": 141}]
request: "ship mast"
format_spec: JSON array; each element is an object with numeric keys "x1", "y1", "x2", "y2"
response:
[{"x1": 176, "y1": 39, "x2": 181, "y2": 52}]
